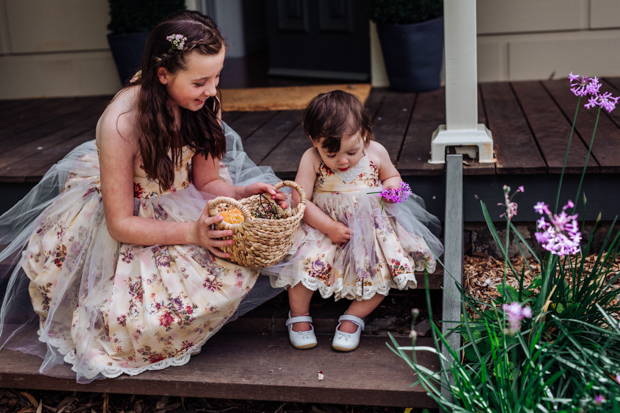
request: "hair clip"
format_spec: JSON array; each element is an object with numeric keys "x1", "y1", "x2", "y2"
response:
[
  {"x1": 129, "y1": 70, "x2": 142, "y2": 83},
  {"x1": 166, "y1": 34, "x2": 187, "y2": 51}
]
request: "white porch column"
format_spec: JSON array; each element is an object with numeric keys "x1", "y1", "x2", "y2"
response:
[{"x1": 429, "y1": 0, "x2": 494, "y2": 164}]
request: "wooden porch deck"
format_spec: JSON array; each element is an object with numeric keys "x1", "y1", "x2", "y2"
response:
[
  {"x1": 1, "y1": 78, "x2": 620, "y2": 184},
  {"x1": 3, "y1": 78, "x2": 619, "y2": 407}
]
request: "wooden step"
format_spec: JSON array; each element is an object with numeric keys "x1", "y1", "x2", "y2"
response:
[{"x1": 0, "y1": 333, "x2": 438, "y2": 409}]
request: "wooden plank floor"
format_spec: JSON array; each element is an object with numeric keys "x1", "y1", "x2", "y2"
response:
[
  {"x1": 0, "y1": 78, "x2": 619, "y2": 183},
  {"x1": 0, "y1": 332, "x2": 438, "y2": 408}
]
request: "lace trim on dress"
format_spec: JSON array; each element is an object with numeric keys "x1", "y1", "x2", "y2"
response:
[
  {"x1": 269, "y1": 271, "x2": 418, "y2": 302},
  {"x1": 330, "y1": 155, "x2": 369, "y2": 184},
  {"x1": 37, "y1": 318, "x2": 215, "y2": 380}
]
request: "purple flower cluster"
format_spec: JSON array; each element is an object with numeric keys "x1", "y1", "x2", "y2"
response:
[
  {"x1": 569, "y1": 72, "x2": 601, "y2": 96},
  {"x1": 585, "y1": 91, "x2": 620, "y2": 113},
  {"x1": 380, "y1": 182, "x2": 413, "y2": 204},
  {"x1": 534, "y1": 201, "x2": 582, "y2": 256},
  {"x1": 569, "y1": 72, "x2": 619, "y2": 113},
  {"x1": 502, "y1": 302, "x2": 532, "y2": 335},
  {"x1": 498, "y1": 185, "x2": 523, "y2": 220}
]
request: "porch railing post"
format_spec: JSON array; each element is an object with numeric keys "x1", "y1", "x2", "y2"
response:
[
  {"x1": 441, "y1": 154, "x2": 464, "y2": 410},
  {"x1": 429, "y1": 0, "x2": 494, "y2": 164}
]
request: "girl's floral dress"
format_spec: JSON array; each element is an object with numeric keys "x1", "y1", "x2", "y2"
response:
[
  {"x1": 265, "y1": 154, "x2": 444, "y2": 301},
  {"x1": 10, "y1": 138, "x2": 260, "y2": 382}
]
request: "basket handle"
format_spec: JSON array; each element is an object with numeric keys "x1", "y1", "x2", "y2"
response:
[
  {"x1": 274, "y1": 180, "x2": 307, "y2": 208},
  {"x1": 208, "y1": 197, "x2": 252, "y2": 225}
]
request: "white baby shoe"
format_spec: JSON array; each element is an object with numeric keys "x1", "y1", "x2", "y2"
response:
[
  {"x1": 332, "y1": 314, "x2": 365, "y2": 352},
  {"x1": 286, "y1": 311, "x2": 317, "y2": 350}
]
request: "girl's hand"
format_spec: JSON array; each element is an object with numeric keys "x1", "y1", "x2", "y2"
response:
[
  {"x1": 327, "y1": 221, "x2": 351, "y2": 244},
  {"x1": 189, "y1": 204, "x2": 235, "y2": 258},
  {"x1": 243, "y1": 182, "x2": 288, "y2": 209}
]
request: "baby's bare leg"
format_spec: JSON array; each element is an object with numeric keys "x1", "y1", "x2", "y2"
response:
[
  {"x1": 339, "y1": 294, "x2": 385, "y2": 333},
  {"x1": 288, "y1": 283, "x2": 314, "y2": 332}
]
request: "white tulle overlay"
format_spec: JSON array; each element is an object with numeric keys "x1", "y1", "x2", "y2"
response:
[
  {"x1": 263, "y1": 155, "x2": 444, "y2": 301},
  {"x1": 0, "y1": 122, "x2": 282, "y2": 383}
]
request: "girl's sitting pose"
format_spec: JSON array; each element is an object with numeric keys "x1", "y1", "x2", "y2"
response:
[
  {"x1": 0, "y1": 10, "x2": 285, "y2": 382},
  {"x1": 264, "y1": 91, "x2": 444, "y2": 351}
]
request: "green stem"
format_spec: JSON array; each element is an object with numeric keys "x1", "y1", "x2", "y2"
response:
[
  {"x1": 504, "y1": 219, "x2": 510, "y2": 299},
  {"x1": 573, "y1": 106, "x2": 601, "y2": 214},
  {"x1": 554, "y1": 96, "x2": 581, "y2": 213}
]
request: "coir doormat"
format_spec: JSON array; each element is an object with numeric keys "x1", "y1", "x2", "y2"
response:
[{"x1": 220, "y1": 84, "x2": 372, "y2": 112}]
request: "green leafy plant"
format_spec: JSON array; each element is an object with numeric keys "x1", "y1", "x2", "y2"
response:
[
  {"x1": 108, "y1": 0, "x2": 186, "y2": 35},
  {"x1": 368, "y1": 0, "x2": 443, "y2": 25},
  {"x1": 388, "y1": 74, "x2": 620, "y2": 411}
]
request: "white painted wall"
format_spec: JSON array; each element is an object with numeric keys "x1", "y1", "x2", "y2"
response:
[
  {"x1": 476, "y1": 0, "x2": 620, "y2": 82},
  {"x1": 2, "y1": 0, "x2": 619, "y2": 98},
  {"x1": 0, "y1": 0, "x2": 121, "y2": 99}
]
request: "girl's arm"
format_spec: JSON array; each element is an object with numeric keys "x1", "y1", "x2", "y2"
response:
[
  {"x1": 192, "y1": 152, "x2": 286, "y2": 206},
  {"x1": 98, "y1": 110, "x2": 232, "y2": 258},
  {"x1": 193, "y1": 103, "x2": 288, "y2": 205},
  {"x1": 370, "y1": 141, "x2": 402, "y2": 189},
  {"x1": 294, "y1": 149, "x2": 351, "y2": 244}
]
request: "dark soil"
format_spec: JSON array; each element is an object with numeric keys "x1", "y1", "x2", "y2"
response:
[{"x1": 0, "y1": 389, "x2": 437, "y2": 413}]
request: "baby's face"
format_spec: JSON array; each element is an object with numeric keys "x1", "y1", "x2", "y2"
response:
[{"x1": 314, "y1": 131, "x2": 366, "y2": 172}]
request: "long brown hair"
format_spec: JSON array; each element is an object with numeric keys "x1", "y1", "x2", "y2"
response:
[{"x1": 123, "y1": 10, "x2": 227, "y2": 190}]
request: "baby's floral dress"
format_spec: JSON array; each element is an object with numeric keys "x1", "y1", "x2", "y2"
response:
[
  {"x1": 265, "y1": 154, "x2": 444, "y2": 301},
  {"x1": 14, "y1": 139, "x2": 260, "y2": 382}
]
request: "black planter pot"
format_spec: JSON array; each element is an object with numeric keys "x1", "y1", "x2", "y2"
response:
[
  {"x1": 376, "y1": 16, "x2": 444, "y2": 93},
  {"x1": 107, "y1": 32, "x2": 150, "y2": 85}
]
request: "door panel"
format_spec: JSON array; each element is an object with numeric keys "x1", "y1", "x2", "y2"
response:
[{"x1": 267, "y1": 0, "x2": 370, "y2": 81}]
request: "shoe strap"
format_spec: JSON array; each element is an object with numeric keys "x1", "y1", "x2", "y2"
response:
[
  {"x1": 338, "y1": 314, "x2": 365, "y2": 331},
  {"x1": 286, "y1": 315, "x2": 313, "y2": 327}
]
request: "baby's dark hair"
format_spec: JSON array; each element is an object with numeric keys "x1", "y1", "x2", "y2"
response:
[{"x1": 303, "y1": 90, "x2": 373, "y2": 153}]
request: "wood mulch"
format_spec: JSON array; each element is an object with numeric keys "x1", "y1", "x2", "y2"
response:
[
  {"x1": 463, "y1": 253, "x2": 620, "y2": 309},
  {"x1": 0, "y1": 389, "x2": 434, "y2": 413}
]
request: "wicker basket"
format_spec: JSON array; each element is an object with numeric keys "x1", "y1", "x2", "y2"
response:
[{"x1": 208, "y1": 180, "x2": 306, "y2": 268}]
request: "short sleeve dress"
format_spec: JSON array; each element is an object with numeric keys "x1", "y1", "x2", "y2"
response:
[{"x1": 0, "y1": 122, "x2": 281, "y2": 383}]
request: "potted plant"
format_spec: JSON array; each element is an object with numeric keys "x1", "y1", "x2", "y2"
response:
[
  {"x1": 107, "y1": 0, "x2": 186, "y2": 84},
  {"x1": 369, "y1": 0, "x2": 444, "y2": 92}
]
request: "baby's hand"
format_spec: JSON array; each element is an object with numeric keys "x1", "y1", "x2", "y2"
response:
[
  {"x1": 327, "y1": 221, "x2": 351, "y2": 244},
  {"x1": 244, "y1": 182, "x2": 288, "y2": 209}
]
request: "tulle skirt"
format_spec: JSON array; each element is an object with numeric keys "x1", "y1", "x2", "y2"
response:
[
  {"x1": 263, "y1": 189, "x2": 444, "y2": 301},
  {"x1": 0, "y1": 122, "x2": 283, "y2": 383}
]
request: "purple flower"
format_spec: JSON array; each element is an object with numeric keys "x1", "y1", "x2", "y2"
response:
[
  {"x1": 569, "y1": 73, "x2": 601, "y2": 97},
  {"x1": 585, "y1": 91, "x2": 619, "y2": 113},
  {"x1": 595, "y1": 395, "x2": 604, "y2": 405},
  {"x1": 498, "y1": 185, "x2": 520, "y2": 220},
  {"x1": 616, "y1": 373, "x2": 620, "y2": 385},
  {"x1": 379, "y1": 182, "x2": 412, "y2": 204},
  {"x1": 534, "y1": 201, "x2": 581, "y2": 256},
  {"x1": 534, "y1": 202, "x2": 550, "y2": 215},
  {"x1": 502, "y1": 302, "x2": 532, "y2": 335},
  {"x1": 537, "y1": 217, "x2": 548, "y2": 229},
  {"x1": 518, "y1": 186, "x2": 524, "y2": 193}
]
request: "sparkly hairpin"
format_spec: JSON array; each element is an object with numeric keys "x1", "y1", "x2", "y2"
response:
[{"x1": 166, "y1": 34, "x2": 187, "y2": 51}]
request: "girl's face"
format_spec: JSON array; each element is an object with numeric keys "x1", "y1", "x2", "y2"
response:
[
  {"x1": 157, "y1": 47, "x2": 225, "y2": 112},
  {"x1": 313, "y1": 131, "x2": 365, "y2": 172}
]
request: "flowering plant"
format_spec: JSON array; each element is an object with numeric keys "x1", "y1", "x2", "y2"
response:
[
  {"x1": 166, "y1": 34, "x2": 187, "y2": 51},
  {"x1": 387, "y1": 72, "x2": 620, "y2": 412}
]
